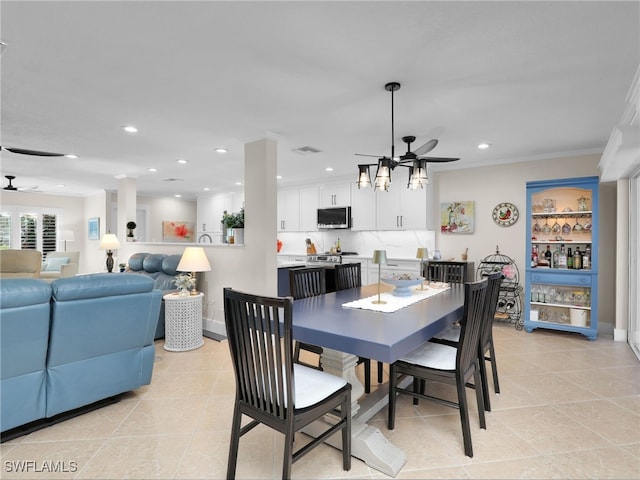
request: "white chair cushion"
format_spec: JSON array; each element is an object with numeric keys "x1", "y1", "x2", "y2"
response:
[
  {"x1": 399, "y1": 342, "x2": 457, "y2": 370},
  {"x1": 294, "y1": 364, "x2": 348, "y2": 409},
  {"x1": 434, "y1": 324, "x2": 461, "y2": 343}
]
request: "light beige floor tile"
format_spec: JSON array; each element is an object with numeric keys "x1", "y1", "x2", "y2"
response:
[
  {"x1": 144, "y1": 370, "x2": 216, "y2": 398},
  {"x1": 554, "y1": 399, "x2": 640, "y2": 445},
  {"x1": 1, "y1": 439, "x2": 104, "y2": 479},
  {"x1": 549, "y1": 446, "x2": 640, "y2": 479},
  {"x1": 497, "y1": 405, "x2": 612, "y2": 455},
  {"x1": 558, "y1": 367, "x2": 640, "y2": 398},
  {"x1": 77, "y1": 434, "x2": 191, "y2": 479},
  {"x1": 462, "y1": 455, "x2": 566, "y2": 479},
  {"x1": 507, "y1": 372, "x2": 599, "y2": 404}
]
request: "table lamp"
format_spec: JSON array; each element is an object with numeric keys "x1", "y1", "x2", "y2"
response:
[
  {"x1": 372, "y1": 249, "x2": 387, "y2": 305},
  {"x1": 177, "y1": 247, "x2": 211, "y2": 295},
  {"x1": 61, "y1": 230, "x2": 75, "y2": 252},
  {"x1": 416, "y1": 247, "x2": 428, "y2": 290},
  {"x1": 99, "y1": 233, "x2": 121, "y2": 272}
]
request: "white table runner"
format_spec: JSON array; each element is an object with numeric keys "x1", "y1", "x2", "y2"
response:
[{"x1": 342, "y1": 283, "x2": 450, "y2": 313}]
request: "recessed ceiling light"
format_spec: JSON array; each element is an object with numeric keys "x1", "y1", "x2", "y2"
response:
[
  {"x1": 148, "y1": 168, "x2": 158, "y2": 173},
  {"x1": 65, "y1": 154, "x2": 78, "y2": 159},
  {"x1": 276, "y1": 175, "x2": 283, "y2": 180},
  {"x1": 174, "y1": 194, "x2": 182, "y2": 198},
  {"x1": 235, "y1": 181, "x2": 242, "y2": 186},
  {"x1": 215, "y1": 148, "x2": 228, "y2": 153},
  {"x1": 477, "y1": 143, "x2": 491, "y2": 149},
  {"x1": 325, "y1": 167, "x2": 334, "y2": 172},
  {"x1": 177, "y1": 158, "x2": 188, "y2": 164},
  {"x1": 56, "y1": 184, "x2": 66, "y2": 188},
  {"x1": 203, "y1": 187, "x2": 210, "y2": 191},
  {"x1": 122, "y1": 125, "x2": 138, "y2": 133}
]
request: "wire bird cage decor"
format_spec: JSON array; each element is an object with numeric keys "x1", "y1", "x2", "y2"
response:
[{"x1": 476, "y1": 246, "x2": 524, "y2": 330}]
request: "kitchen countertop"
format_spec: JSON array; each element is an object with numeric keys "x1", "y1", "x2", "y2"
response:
[{"x1": 277, "y1": 253, "x2": 422, "y2": 262}]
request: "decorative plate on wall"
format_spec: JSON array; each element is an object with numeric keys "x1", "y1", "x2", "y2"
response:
[{"x1": 492, "y1": 202, "x2": 519, "y2": 227}]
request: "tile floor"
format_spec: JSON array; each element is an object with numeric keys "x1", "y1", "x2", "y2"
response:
[{"x1": 1, "y1": 323, "x2": 639, "y2": 479}]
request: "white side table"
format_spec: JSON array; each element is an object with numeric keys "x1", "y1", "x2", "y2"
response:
[{"x1": 163, "y1": 293, "x2": 204, "y2": 352}]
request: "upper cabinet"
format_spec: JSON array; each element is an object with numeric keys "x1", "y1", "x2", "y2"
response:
[
  {"x1": 350, "y1": 184, "x2": 376, "y2": 231},
  {"x1": 319, "y1": 182, "x2": 351, "y2": 208},
  {"x1": 375, "y1": 184, "x2": 432, "y2": 230},
  {"x1": 298, "y1": 185, "x2": 319, "y2": 232},
  {"x1": 197, "y1": 191, "x2": 244, "y2": 237},
  {"x1": 277, "y1": 188, "x2": 300, "y2": 232}
]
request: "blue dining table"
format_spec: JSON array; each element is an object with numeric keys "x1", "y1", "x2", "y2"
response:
[{"x1": 292, "y1": 282, "x2": 465, "y2": 477}]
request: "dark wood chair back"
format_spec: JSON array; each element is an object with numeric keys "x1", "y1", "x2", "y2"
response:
[
  {"x1": 289, "y1": 267, "x2": 326, "y2": 299},
  {"x1": 428, "y1": 262, "x2": 466, "y2": 283},
  {"x1": 334, "y1": 263, "x2": 362, "y2": 290},
  {"x1": 456, "y1": 278, "x2": 488, "y2": 375}
]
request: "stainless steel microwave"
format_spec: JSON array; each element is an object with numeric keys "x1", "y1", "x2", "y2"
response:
[{"x1": 317, "y1": 207, "x2": 352, "y2": 229}]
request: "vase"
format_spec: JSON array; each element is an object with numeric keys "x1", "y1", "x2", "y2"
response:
[
  {"x1": 233, "y1": 227, "x2": 244, "y2": 245},
  {"x1": 179, "y1": 288, "x2": 190, "y2": 297}
]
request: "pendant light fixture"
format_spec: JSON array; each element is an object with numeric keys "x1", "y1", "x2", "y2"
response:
[{"x1": 355, "y1": 82, "x2": 459, "y2": 190}]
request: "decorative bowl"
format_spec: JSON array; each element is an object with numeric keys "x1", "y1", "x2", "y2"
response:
[{"x1": 381, "y1": 276, "x2": 425, "y2": 296}]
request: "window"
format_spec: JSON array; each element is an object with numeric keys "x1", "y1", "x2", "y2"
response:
[{"x1": 0, "y1": 206, "x2": 62, "y2": 254}]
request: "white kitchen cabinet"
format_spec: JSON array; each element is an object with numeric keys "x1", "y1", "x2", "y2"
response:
[
  {"x1": 350, "y1": 184, "x2": 376, "y2": 231},
  {"x1": 277, "y1": 188, "x2": 300, "y2": 232},
  {"x1": 319, "y1": 182, "x2": 351, "y2": 207},
  {"x1": 298, "y1": 185, "x2": 319, "y2": 232},
  {"x1": 375, "y1": 184, "x2": 430, "y2": 230},
  {"x1": 341, "y1": 257, "x2": 369, "y2": 284},
  {"x1": 197, "y1": 192, "x2": 235, "y2": 241},
  {"x1": 366, "y1": 258, "x2": 421, "y2": 286}
]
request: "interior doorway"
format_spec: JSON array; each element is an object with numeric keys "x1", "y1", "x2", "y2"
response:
[{"x1": 111, "y1": 204, "x2": 150, "y2": 242}]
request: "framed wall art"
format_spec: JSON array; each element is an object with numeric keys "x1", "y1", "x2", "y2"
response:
[
  {"x1": 440, "y1": 201, "x2": 475, "y2": 234},
  {"x1": 162, "y1": 221, "x2": 194, "y2": 242},
  {"x1": 88, "y1": 217, "x2": 100, "y2": 240}
]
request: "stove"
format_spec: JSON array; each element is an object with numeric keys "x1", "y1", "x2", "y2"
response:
[{"x1": 306, "y1": 252, "x2": 358, "y2": 265}]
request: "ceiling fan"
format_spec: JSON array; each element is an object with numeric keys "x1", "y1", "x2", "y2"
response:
[
  {"x1": 355, "y1": 82, "x2": 459, "y2": 190},
  {"x1": 1, "y1": 146, "x2": 65, "y2": 157},
  {"x1": 3, "y1": 175, "x2": 39, "y2": 192}
]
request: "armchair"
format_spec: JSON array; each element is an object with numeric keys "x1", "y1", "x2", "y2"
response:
[{"x1": 39, "y1": 251, "x2": 80, "y2": 282}]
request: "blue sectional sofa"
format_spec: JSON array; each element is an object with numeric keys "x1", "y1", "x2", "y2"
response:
[
  {"x1": 125, "y1": 252, "x2": 182, "y2": 339},
  {"x1": 0, "y1": 274, "x2": 161, "y2": 435}
]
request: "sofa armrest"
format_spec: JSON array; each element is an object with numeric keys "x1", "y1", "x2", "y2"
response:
[{"x1": 59, "y1": 263, "x2": 79, "y2": 278}]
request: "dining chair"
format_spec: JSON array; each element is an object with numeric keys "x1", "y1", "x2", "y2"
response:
[
  {"x1": 223, "y1": 288, "x2": 351, "y2": 480},
  {"x1": 429, "y1": 271, "x2": 503, "y2": 411},
  {"x1": 334, "y1": 262, "x2": 383, "y2": 393},
  {"x1": 289, "y1": 267, "x2": 326, "y2": 370},
  {"x1": 387, "y1": 278, "x2": 488, "y2": 458}
]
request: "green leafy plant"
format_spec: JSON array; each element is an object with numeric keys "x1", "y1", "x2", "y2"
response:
[{"x1": 221, "y1": 209, "x2": 244, "y2": 229}]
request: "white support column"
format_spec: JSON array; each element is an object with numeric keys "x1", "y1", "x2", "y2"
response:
[{"x1": 614, "y1": 178, "x2": 630, "y2": 342}]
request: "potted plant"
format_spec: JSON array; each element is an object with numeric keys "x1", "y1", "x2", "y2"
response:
[
  {"x1": 174, "y1": 273, "x2": 196, "y2": 296},
  {"x1": 221, "y1": 209, "x2": 245, "y2": 244},
  {"x1": 119, "y1": 263, "x2": 127, "y2": 273}
]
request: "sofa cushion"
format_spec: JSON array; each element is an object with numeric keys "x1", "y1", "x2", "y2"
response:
[
  {"x1": 162, "y1": 255, "x2": 181, "y2": 276},
  {"x1": 127, "y1": 252, "x2": 150, "y2": 272},
  {"x1": 51, "y1": 273, "x2": 155, "y2": 301},
  {"x1": 44, "y1": 257, "x2": 69, "y2": 271},
  {"x1": 142, "y1": 254, "x2": 166, "y2": 273}
]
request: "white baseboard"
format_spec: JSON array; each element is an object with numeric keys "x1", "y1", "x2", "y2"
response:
[
  {"x1": 203, "y1": 317, "x2": 226, "y2": 340},
  {"x1": 613, "y1": 328, "x2": 627, "y2": 342}
]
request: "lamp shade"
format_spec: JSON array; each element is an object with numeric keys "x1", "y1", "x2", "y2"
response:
[
  {"x1": 416, "y1": 247, "x2": 428, "y2": 260},
  {"x1": 407, "y1": 159, "x2": 429, "y2": 190},
  {"x1": 177, "y1": 247, "x2": 211, "y2": 273},
  {"x1": 374, "y1": 158, "x2": 392, "y2": 191},
  {"x1": 372, "y1": 249, "x2": 387, "y2": 265},
  {"x1": 61, "y1": 230, "x2": 75, "y2": 242},
  {"x1": 357, "y1": 164, "x2": 372, "y2": 189},
  {"x1": 99, "y1": 233, "x2": 121, "y2": 250}
]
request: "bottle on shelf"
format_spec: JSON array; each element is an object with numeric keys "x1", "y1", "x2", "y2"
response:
[
  {"x1": 531, "y1": 245, "x2": 538, "y2": 268},
  {"x1": 336, "y1": 238, "x2": 341, "y2": 254},
  {"x1": 545, "y1": 245, "x2": 553, "y2": 267},
  {"x1": 573, "y1": 247, "x2": 582, "y2": 270},
  {"x1": 583, "y1": 245, "x2": 591, "y2": 270},
  {"x1": 567, "y1": 247, "x2": 573, "y2": 269},
  {"x1": 552, "y1": 245, "x2": 560, "y2": 269},
  {"x1": 557, "y1": 244, "x2": 568, "y2": 269}
]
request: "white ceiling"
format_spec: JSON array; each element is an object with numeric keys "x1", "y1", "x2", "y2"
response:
[{"x1": 1, "y1": 1, "x2": 639, "y2": 198}]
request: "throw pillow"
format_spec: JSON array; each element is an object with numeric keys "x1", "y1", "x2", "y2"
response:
[{"x1": 45, "y1": 257, "x2": 70, "y2": 271}]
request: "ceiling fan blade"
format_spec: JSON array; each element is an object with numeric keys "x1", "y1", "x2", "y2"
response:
[
  {"x1": 1, "y1": 146, "x2": 64, "y2": 157},
  {"x1": 413, "y1": 139, "x2": 438, "y2": 156},
  {"x1": 354, "y1": 153, "x2": 383, "y2": 158},
  {"x1": 420, "y1": 156, "x2": 460, "y2": 163}
]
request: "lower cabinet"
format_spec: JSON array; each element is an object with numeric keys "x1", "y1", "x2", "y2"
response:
[{"x1": 524, "y1": 270, "x2": 598, "y2": 341}]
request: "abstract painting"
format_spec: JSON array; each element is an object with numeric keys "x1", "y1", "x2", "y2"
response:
[{"x1": 162, "y1": 221, "x2": 195, "y2": 242}]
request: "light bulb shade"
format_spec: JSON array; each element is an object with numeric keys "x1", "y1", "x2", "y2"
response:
[
  {"x1": 99, "y1": 233, "x2": 121, "y2": 250},
  {"x1": 372, "y1": 249, "x2": 388, "y2": 265},
  {"x1": 177, "y1": 247, "x2": 211, "y2": 273},
  {"x1": 357, "y1": 164, "x2": 372, "y2": 189},
  {"x1": 61, "y1": 230, "x2": 75, "y2": 242},
  {"x1": 374, "y1": 158, "x2": 392, "y2": 191},
  {"x1": 408, "y1": 159, "x2": 429, "y2": 189},
  {"x1": 416, "y1": 247, "x2": 428, "y2": 260}
]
